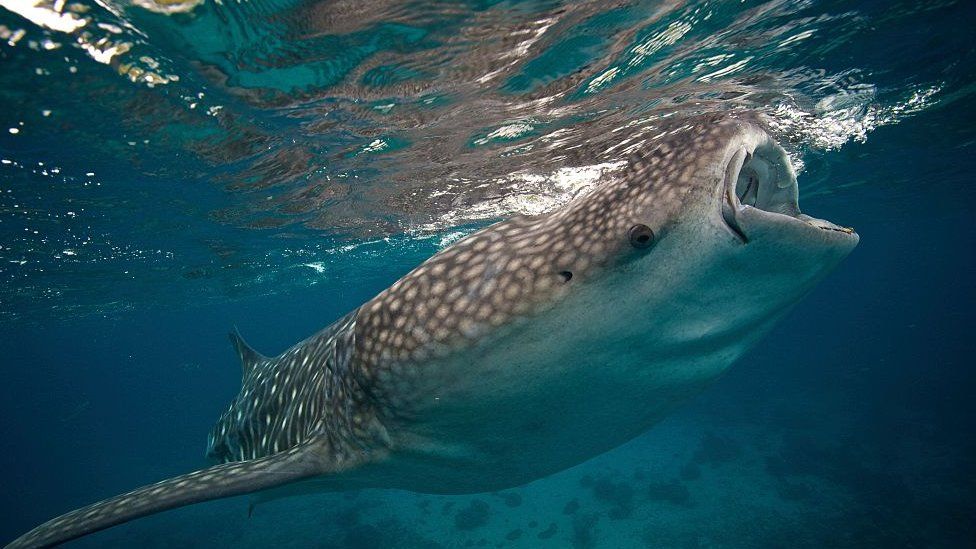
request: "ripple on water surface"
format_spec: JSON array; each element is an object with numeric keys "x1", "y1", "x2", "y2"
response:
[{"x1": 0, "y1": 0, "x2": 972, "y2": 318}]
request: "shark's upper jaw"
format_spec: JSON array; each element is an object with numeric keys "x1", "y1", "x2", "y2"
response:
[{"x1": 719, "y1": 129, "x2": 858, "y2": 246}]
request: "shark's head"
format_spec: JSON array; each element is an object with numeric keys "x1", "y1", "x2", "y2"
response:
[
  {"x1": 529, "y1": 115, "x2": 861, "y2": 361},
  {"x1": 530, "y1": 115, "x2": 859, "y2": 362},
  {"x1": 357, "y1": 115, "x2": 857, "y2": 410}
]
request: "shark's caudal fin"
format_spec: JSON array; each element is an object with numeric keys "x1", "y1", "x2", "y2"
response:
[
  {"x1": 229, "y1": 328, "x2": 268, "y2": 376},
  {"x1": 5, "y1": 444, "x2": 321, "y2": 549}
]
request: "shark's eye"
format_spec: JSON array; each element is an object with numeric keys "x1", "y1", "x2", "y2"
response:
[{"x1": 629, "y1": 224, "x2": 655, "y2": 249}]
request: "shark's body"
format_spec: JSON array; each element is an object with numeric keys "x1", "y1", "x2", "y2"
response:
[{"x1": 7, "y1": 116, "x2": 858, "y2": 548}]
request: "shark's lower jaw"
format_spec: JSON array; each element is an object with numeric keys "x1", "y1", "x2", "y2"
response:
[{"x1": 720, "y1": 130, "x2": 858, "y2": 246}]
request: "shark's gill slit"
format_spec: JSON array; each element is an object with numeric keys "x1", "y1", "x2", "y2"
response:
[
  {"x1": 737, "y1": 171, "x2": 759, "y2": 206},
  {"x1": 737, "y1": 143, "x2": 800, "y2": 217},
  {"x1": 722, "y1": 149, "x2": 749, "y2": 243}
]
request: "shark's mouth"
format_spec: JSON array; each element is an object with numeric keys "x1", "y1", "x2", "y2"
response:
[{"x1": 720, "y1": 135, "x2": 856, "y2": 243}]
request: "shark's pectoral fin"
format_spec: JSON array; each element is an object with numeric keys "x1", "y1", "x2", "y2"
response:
[
  {"x1": 229, "y1": 327, "x2": 267, "y2": 376},
  {"x1": 5, "y1": 443, "x2": 327, "y2": 549}
]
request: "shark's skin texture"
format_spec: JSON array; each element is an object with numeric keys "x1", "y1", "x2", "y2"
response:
[{"x1": 6, "y1": 115, "x2": 858, "y2": 548}]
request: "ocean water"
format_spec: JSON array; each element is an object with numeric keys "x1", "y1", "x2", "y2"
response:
[{"x1": 1, "y1": 0, "x2": 974, "y2": 547}]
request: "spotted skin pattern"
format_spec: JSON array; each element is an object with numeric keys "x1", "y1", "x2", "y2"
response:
[
  {"x1": 207, "y1": 312, "x2": 386, "y2": 466},
  {"x1": 354, "y1": 200, "x2": 630, "y2": 412},
  {"x1": 6, "y1": 116, "x2": 858, "y2": 548},
  {"x1": 351, "y1": 117, "x2": 728, "y2": 415}
]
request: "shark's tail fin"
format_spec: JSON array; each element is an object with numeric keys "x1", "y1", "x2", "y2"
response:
[{"x1": 5, "y1": 444, "x2": 320, "y2": 549}]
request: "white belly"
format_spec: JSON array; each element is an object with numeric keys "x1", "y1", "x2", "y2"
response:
[{"x1": 353, "y1": 273, "x2": 780, "y2": 494}]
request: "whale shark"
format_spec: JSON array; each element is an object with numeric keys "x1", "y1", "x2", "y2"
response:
[{"x1": 6, "y1": 115, "x2": 858, "y2": 548}]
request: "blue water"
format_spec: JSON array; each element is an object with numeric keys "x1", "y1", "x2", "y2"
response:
[{"x1": 1, "y1": 0, "x2": 974, "y2": 546}]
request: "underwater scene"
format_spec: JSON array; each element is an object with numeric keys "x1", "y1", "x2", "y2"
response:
[{"x1": 1, "y1": 0, "x2": 974, "y2": 547}]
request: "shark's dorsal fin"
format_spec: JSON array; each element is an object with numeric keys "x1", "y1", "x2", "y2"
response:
[{"x1": 229, "y1": 328, "x2": 267, "y2": 376}]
